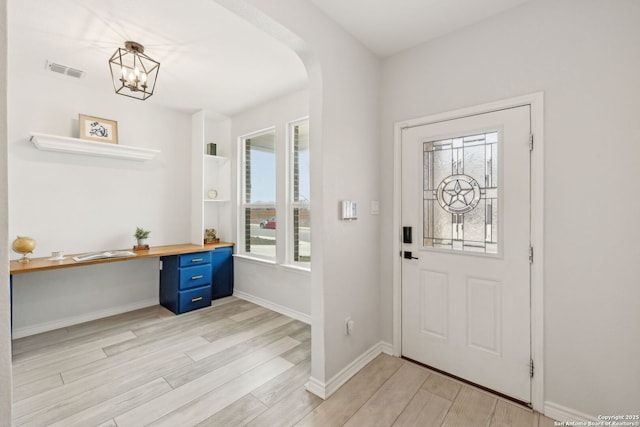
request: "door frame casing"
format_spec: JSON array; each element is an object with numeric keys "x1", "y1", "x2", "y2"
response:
[{"x1": 392, "y1": 92, "x2": 544, "y2": 411}]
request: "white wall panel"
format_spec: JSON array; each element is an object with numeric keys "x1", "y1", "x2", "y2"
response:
[
  {"x1": 219, "y1": 0, "x2": 382, "y2": 386},
  {"x1": 380, "y1": 0, "x2": 640, "y2": 416},
  {"x1": 0, "y1": 1, "x2": 12, "y2": 422}
]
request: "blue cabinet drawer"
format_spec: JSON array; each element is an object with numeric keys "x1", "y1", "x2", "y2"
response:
[
  {"x1": 159, "y1": 247, "x2": 233, "y2": 315},
  {"x1": 179, "y1": 264, "x2": 212, "y2": 290},
  {"x1": 178, "y1": 285, "x2": 212, "y2": 313},
  {"x1": 179, "y1": 251, "x2": 211, "y2": 267}
]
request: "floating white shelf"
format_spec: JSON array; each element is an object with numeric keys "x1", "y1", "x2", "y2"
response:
[
  {"x1": 204, "y1": 199, "x2": 230, "y2": 203},
  {"x1": 30, "y1": 132, "x2": 160, "y2": 161}
]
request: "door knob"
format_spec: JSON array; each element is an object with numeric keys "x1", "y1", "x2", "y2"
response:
[{"x1": 403, "y1": 251, "x2": 419, "y2": 260}]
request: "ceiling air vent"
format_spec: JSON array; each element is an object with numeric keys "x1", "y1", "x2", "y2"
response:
[{"x1": 46, "y1": 61, "x2": 86, "y2": 79}]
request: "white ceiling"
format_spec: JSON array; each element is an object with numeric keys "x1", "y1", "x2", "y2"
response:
[
  {"x1": 9, "y1": 0, "x2": 531, "y2": 116},
  {"x1": 9, "y1": 0, "x2": 309, "y2": 116},
  {"x1": 309, "y1": 0, "x2": 531, "y2": 57}
]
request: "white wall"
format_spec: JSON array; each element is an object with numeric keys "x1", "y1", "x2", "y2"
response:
[
  {"x1": 8, "y1": 42, "x2": 192, "y2": 336},
  {"x1": 0, "y1": 0, "x2": 13, "y2": 423},
  {"x1": 218, "y1": 0, "x2": 382, "y2": 389},
  {"x1": 231, "y1": 89, "x2": 311, "y2": 319},
  {"x1": 380, "y1": 0, "x2": 640, "y2": 417}
]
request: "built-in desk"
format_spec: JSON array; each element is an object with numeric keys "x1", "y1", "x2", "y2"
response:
[
  {"x1": 9, "y1": 243, "x2": 235, "y2": 334},
  {"x1": 10, "y1": 243, "x2": 234, "y2": 274}
]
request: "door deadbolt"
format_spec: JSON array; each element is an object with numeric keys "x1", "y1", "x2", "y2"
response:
[{"x1": 403, "y1": 226, "x2": 413, "y2": 244}]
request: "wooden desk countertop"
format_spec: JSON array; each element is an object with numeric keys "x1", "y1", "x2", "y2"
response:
[{"x1": 10, "y1": 242, "x2": 234, "y2": 275}]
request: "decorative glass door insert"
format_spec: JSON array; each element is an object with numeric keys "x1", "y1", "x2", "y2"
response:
[{"x1": 423, "y1": 131, "x2": 499, "y2": 254}]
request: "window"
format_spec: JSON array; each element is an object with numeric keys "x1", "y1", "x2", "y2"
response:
[
  {"x1": 289, "y1": 119, "x2": 310, "y2": 265},
  {"x1": 238, "y1": 119, "x2": 310, "y2": 269},
  {"x1": 423, "y1": 131, "x2": 498, "y2": 254},
  {"x1": 240, "y1": 129, "x2": 276, "y2": 259}
]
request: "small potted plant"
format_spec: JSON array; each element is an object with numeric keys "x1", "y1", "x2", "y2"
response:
[{"x1": 134, "y1": 227, "x2": 151, "y2": 249}]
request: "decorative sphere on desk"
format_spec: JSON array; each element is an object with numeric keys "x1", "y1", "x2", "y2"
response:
[{"x1": 12, "y1": 236, "x2": 36, "y2": 263}]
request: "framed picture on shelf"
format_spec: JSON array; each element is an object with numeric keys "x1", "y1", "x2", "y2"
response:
[{"x1": 79, "y1": 114, "x2": 118, "y2": 144}]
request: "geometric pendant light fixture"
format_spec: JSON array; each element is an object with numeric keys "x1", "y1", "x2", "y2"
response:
[{"x1": 108, "y1": 41, "x2": 160, "y2": 100}]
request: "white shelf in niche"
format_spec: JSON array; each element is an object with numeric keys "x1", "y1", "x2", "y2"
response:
[
  {"x1": 30, "y1": 132, "x2": 160, "y2": 161},
  {"x1": 204, "y1": 154, "x2": 229, "y2": 162},
  {"x1": 204, "y1": 199, "x2": 230, "y2": 203}
]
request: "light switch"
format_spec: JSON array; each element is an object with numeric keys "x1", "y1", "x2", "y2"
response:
[{"x1": 370, "y1": 200, "x2": 379, "y2": 215}]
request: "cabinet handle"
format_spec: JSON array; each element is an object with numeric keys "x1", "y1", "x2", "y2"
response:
[
  {"x1": 191, "y1": 296, "x2": 203, "y2": 302},
  {"x1": 191, "y1": 258, "x2": 204, "y2": 262},
  {"x1": 191, "y1": 275, "x2": 203, "y2": 280}
]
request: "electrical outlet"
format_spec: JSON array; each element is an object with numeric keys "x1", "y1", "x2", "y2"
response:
[{"x1": 345, "y1": 317, "x2": 354, "y2": 335}]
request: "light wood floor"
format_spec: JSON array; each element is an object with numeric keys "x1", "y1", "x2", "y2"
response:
[{"x1": 12, "y1": 296, "x2": 556, "y2": 426}]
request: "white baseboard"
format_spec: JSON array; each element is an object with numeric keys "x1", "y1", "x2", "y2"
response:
[
  {"x1": 544, "y1": 401, "x2": 597, "y2": 423},
  {"x1": 380, "y1": 341, "x2": 394, "y2": 356},
  {"x1": 305, "y1": 376, "x2": 327, "y2": 399},
  {"x1": 305, "y1": 341, "x2": 391, "y2": 400},
  {"x1": 233, "y1": 290, "x2": 311, "y2": 324},
  {"x1": 12, "y1": 299, "x2": 158, "y2": 339}
]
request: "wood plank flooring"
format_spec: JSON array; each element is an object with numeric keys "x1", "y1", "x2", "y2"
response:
[{"x1": 12, "y1": 297, "x2": 556, "y2": 426}]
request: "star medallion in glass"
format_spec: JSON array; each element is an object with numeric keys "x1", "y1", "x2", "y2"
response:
[{"x1": 423, "y1": 132, "x2": 498, "y2": 254}]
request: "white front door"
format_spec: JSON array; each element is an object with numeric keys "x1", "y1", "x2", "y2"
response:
[{"x1": 401, "y1": 106, "x2": 532, "y2": 403}]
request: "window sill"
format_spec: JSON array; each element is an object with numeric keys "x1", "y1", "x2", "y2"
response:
[
  {"x1": 233, "y1": 254, "x2": 311, "y2": 273},
  {"x1": 232, "y1": 254, "x2": 277, "y2": 265},
  {"x1": 281, "y1": 264, "x2": 311, "y2": 273}
]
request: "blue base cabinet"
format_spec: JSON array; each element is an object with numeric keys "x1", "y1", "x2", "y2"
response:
[
  {"x1": 160, "y1": 246, "x2": 234, "y2": 314},
  {"x1": 211, "y1": 246, "x2": 234, "y2": 300},
  {"x1": 160, "y1": 251, "x2": 212, "y2": 314}
]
